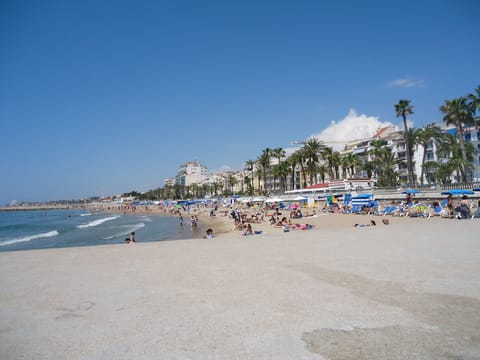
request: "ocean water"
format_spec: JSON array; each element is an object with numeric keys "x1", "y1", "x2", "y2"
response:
[{"x1": 0, "y1": 209, "x2": 197, "y2": 252}]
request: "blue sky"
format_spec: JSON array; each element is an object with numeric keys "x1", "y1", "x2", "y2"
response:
[{"x1": 1, "y1": 0, "x2": 479, "y2": 204}]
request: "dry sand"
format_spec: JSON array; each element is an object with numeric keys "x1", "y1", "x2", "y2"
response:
[{"x1": 1, "y1": 210, "x2": 479, "y2": 360}]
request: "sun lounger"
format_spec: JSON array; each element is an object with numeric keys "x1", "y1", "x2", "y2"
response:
[
  {"x1": 431, "y1": 205, "x2": 445, "y2": 217},
  {"x1": 382, "y1": 206, "x2": 397, "y2": 215}
]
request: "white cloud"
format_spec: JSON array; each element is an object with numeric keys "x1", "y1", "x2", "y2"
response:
[
  {"x1": 302, "y1": 109, "x2": 397, "y2": 151},
  {"x1": 387, "y1": 77, "x2": 425, "y2": 88}
]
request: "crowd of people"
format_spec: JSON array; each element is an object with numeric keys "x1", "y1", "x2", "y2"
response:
[{"x1": 120, "y1": 193, "x2": 478, "y2": 244}]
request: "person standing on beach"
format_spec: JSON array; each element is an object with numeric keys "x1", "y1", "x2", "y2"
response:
[
  {"x1": 447, "y1": 195, "x2": 454, "y2": 218},
  {"x1": 190, "y1": 215, "x2": 198, "y2": 230}
]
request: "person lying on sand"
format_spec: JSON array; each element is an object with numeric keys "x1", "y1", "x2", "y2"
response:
[{"x1": 354, "y1": 220, "x2": 376, "y2": 227}]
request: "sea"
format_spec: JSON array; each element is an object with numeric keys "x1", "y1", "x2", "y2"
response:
[{"x1": 0, "y1": 209, "x2": 197, "y2": 252}]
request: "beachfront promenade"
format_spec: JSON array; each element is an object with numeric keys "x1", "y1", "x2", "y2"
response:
[{"x1": 1, "y1": 214, "x2": 479, "y2": 359}]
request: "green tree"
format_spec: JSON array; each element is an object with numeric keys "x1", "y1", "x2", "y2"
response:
[
  {"x1": 244, "y1": 159, "x2": 256, "y2": 195},
  {"x1": 286, "y1": 152, "x2": 300, "y2": 190},
  {"x1": 414, "y1": 123, "x2": 444, "y2": 185},
  {"x1": 342, "y1": 153, "x2": 360, "y2": 178},
  {"x1": 422, "y1": 161, "x2": 440, "y2": 184},
  {"x1": 467, "y1": 85, "x2": 480, "y2": 114},
  {"x1": 270, "y1": 148, "x2": 286, "y2": 192},
  {"x1": 332, "y1": 151, "x2": 342, "y2": 179},
  {"x1": 440, "y1": 97, "x2": 474, "y2": 182},
  {"x1": 226, "y1": 174, "x2": 238, "y2": 195},
  {"x1": 256, "y1": 148, "x2": 272, "y2": 193},
  {"x1": 374, "y1": 147, "x2": 400, "y2": 187},
  {"x1": 290, "y1": 148, "x2": 308, "y2": 188},
  {"x1": 317, "y1": 164, "x2": 327, "y2": 183},
  {"x1": 362, "y1": 160, "x2": 375, "y2": 179},
  {"x1": 394, "y1": 99, "x2": 415, "y2": 186},
  {"x1": 436, "y1": 133, "x2": 474, "y2": 183},
  {"x1": 321, "y1": 146, "x2": 335, "y2": 179},
  {"x1": 435, "y1": 162, "x2": 455, "y2": 184},
  {"x1": 272, "y1": 161, "x2": 290, "y2": 193},
  {"x1": 302, "y1": 138, "x2": 325, "y2": 186}
]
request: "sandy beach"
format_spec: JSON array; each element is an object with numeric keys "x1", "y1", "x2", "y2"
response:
[{"x1": 1, "y1": 208, "x2": 479, "y2": 359}]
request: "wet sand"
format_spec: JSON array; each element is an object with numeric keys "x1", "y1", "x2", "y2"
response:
[{"x1": 1, "y1": 212, "x2": 479, "y2": 359}]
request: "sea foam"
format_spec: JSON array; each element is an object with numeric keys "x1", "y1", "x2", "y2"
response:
[
  {"x1": 77, "y1": 216, "x2": 120, "y2": 229},
  {"x1": 103, "y1": 222, "x2": 146, "y2": 240},
  {"x1": 0, "y1": 230, "x2": 59, "y2": 246}
]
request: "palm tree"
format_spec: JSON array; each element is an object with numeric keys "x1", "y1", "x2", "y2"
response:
[
  {"x1": 394, "y1": 99, "x2": 415, "y2": 186},
  {"x1": 244, "y1": 159, "x2": 256, "y2": 195},
  {"x1": 226, "y1": 174, "x2": 238, "y2": 195},
  {"x1": 212, "y1": 181, "x2": 223, "y2": 196},
  {"x1": 317, "y1": 164, "x2": 327, "y2": 183},
  {"x1": 270, "y1": 148, "x2": 286, "y2": 192},
  {"x1": 362, "y1": 160, "x2": 375, "y2": 179},
  {"x1": 342, "y1": 153, "x2": 360, "y2": 178},
  {"x1": 467, "y1": 85, "x2": 480, "y2": 114},
  {"x1": 272, "y1": 161, "x2": 290, "y2": 193},
  {"x1": 286, "y1": 152, "x2": 299, "y2": 190},
  {"x1": 374, "y1": 147, "x2": 400, "y2": 187},
  {"x1": 290, "y1": 148, "x2": 308, "y2": 188},
  {"x1": 414, "y1": 123, "x2": 443, "y2": 185},
  {"x1": 422, "y1": 160, "x2": 440, "y2": 184},
  {"x1": 256, "y1": 168, "x2": 264, "y2": 195},
  {"x1": 436, "y1": 133, "x2": 474, "y2": 183},
  {"x1": 173, "y1": 184, "x2": 183, "y2": 199},
  {"x1": 440, "y1": 97, "x2": 474, "y2": 182},
  {"x1": 367, "y1": 139, "x2": 387, "y2": 180},
  {"x1": 271, "y1": 147, "x2": 286, "y2": 165},
  {"x1": 332, "y1": 151, "x2": 342, "y2": 179},
  {"x1": 302, "y1": 138, "x2": 325, "y2": 186},
  {"x1": 256, "y1": 148, "x2": 272, "y2": 193},
  {"x1": 436, "y1": 162, "x2": 456, "y2": 184},
  {"x1": 321, "y1": 147, "x2": 335, "y2": 179}
]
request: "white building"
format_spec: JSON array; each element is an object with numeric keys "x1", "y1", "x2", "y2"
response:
[
  {"x1": 343, "y1": 125, "x2": 423, "y2": 185},
  {"x1": 175, "y1": 161, "x2": 208, "y2": 186}
]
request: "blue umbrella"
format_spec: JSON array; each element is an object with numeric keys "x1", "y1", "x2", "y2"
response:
[
  {"x1": 351, "y1": 193, "x2": 373, "y2": 199},
  {"x1": 402, "y1": 189, "x2": 420, "y2": 194},
  {"x1": 441, "y1": 189, "x2": 475, "y2": 195}
]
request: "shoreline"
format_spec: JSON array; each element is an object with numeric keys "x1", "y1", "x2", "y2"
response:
[{"x1": 1, "y1": 198, "x2": 476, "y2": 251}]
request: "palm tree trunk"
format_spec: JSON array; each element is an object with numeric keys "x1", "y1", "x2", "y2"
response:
[
  {"x1": 403, "y1": 117, "x2": 414, "y2": 186},
  {"x1": 456, "y1": 124, "x2": 468, "y2": 181}
]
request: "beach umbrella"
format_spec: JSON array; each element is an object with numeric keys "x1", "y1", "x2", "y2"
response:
[
  {"x1": 441, "y1": 189, "x2": 475, "y2": 195},
  {"x1": 265, "y1": 197, "x2": 283, "y2": 203},
  {"x1": 351, "y1": 193, "x2": 373, "y2": 199},
  {"x1": 288, "y1": 203, "x2": 300, "y2": 209},
  {"x1": 293, "y1": 196, "x2": 307, "y2": 201},
  {"x1": 402, "y1": 189, "x2": 420, "y2": 194}
]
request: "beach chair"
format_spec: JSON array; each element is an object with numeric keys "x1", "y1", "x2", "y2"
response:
[
  {"x1": 382, "y1": 205, "x2": 397, "y2": 216},
  {"x1": 410, "y1": 204, "x2": 430, "y2": 218},
  {"x1": 350, "y1": 204, "x2": 362, "y2": 214},
  {"x1": 431, "y1": 205, "x2": 445, "y2": 217}
]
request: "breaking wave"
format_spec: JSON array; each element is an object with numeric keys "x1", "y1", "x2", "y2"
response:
[
  {"x1": 77, "y1": 216, "x2": 120, "y2": 229},
  {"x1": 0, "y1": 230, "x2": 59, "y2": 246}
]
